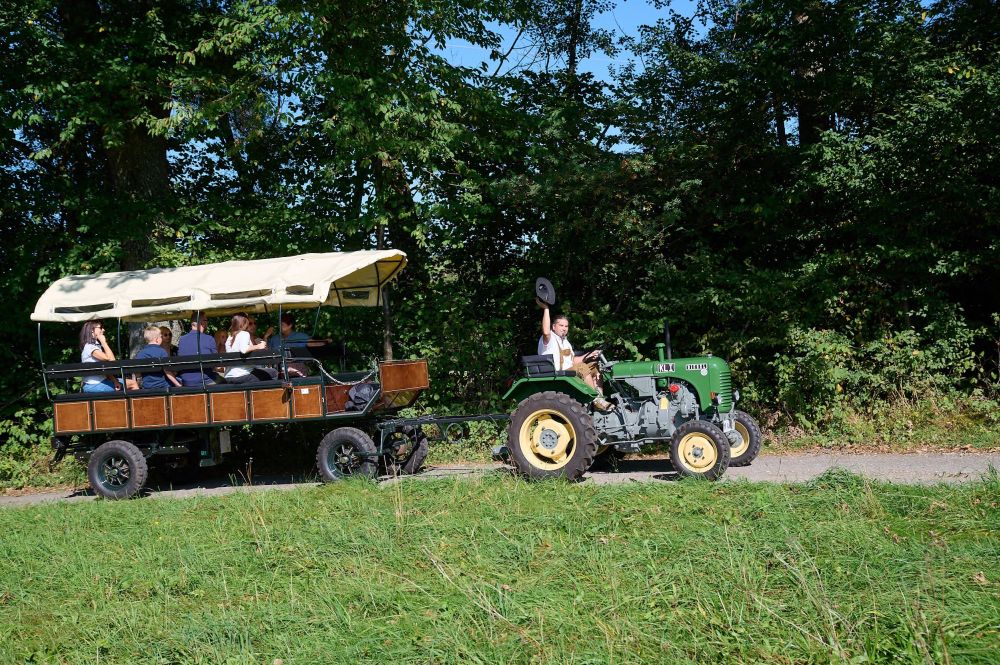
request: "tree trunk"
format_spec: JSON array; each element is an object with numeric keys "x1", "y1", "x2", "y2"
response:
[
  {"x1": 105, "y1": 124, "x2": 171, "y2": 270},
  {"x1": 372, "y1": 157, "x2": 419, "y2": 361},
  {"x1": 566, "y1": 0, "x2": 583, "y2": 103},
  {"x1": 793, "y1": 8, "x2": 826, "y2": 146}
]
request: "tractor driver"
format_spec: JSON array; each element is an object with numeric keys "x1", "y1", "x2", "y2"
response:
[{"x1": 537, "y1": 300, "x2": 613, "y2": 411}]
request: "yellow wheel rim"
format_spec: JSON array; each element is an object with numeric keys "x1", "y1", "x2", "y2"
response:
[
  {"x1": 677, "y1": 432, "x2": 718, "y2": 472},
  {"x1": 732, "y1": 421, "x2": 750, "y2": 458},
  {"x1": 518, "y1": 409, "x2": 577, "y2": 470}
]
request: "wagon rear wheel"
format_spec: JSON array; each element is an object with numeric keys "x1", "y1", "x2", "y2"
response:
[
  {"x1": 507, "y1": 391, "x2": 598, "y2": 480},
  {"x1": 87, "y1": 440, "x2": 149, "y2": 500},
  {"x1": 316, "y1": 427, "x2": 377, "y2": 481}
]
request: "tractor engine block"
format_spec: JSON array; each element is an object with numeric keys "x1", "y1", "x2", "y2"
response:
[{"x1": 595, "y1": 381, "x2": 701, "y2": 445}]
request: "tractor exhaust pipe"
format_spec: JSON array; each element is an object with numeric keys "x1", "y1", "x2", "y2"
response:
[{"x1": 664, "y1": 320, "x2": 672, "y2": 360}]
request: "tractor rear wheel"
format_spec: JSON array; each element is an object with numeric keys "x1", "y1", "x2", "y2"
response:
[
  {"x1": 87, "y1": 440, "x2": 148, "y2": 500},
  {"x1": 730, "y1": 410, "x2": 762, "y2": 467},
  {"x1": 507, "y1": 391, "x2": 598, "y2": 480},
  {"x1": 671, "y1": 421, "x2": 730, "y2": 480},
  {"x1": 316, "y1": 427, "x2": 378, "y2": 481}
]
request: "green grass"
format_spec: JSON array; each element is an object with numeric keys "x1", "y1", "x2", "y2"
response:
[{"x1": 1, "y1": 471, "x2": 998, "y2": 663}]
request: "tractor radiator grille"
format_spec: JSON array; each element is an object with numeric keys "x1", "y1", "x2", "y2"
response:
[{"x1": 719, "y1": 367, "x2": 733, "y2": 400}]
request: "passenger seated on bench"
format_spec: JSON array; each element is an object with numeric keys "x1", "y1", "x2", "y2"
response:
[
  {"x1": 177, "y1": 313, "x2": 220, "y2": 387},
  {"x1": 266, "y1": 313, "x2": 311, "y2": 377},
  {"x1": 158, "y1": 326, "x2": 178, "y2": 356},
  {"x1": 80, "y1": 320, "x2": 131, "y2": 393},
  {"x1": 266, "y1": 313, "x2": 310, "y2": 351},
  {"x1": 135, "y1": 326, "x2": 182, "y2": 389},
  {"x1": 213, "y1": 329, "x2": 228, "y2": 353},
  {"x1": 246, "y1": 315, "x2": 279, "y2": 380},
  {"x1": 224, "y1": 313, "x2": 270, "y2": 384}
]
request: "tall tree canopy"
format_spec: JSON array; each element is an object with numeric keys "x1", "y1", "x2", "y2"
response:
[{"x1": 2, "y1": 0, "x2": 998, "y2": 451}]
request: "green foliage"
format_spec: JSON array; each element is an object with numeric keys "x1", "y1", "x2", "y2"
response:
[
  {"x1": 0, "y1": 409, "x2": 82, "y2": 490},
  {"x1": 773, "y1": 316, "x2": 980, "y2": 428},
  {"x1": 3, "y1": 0, "x2": 1000, "y2": 476}
]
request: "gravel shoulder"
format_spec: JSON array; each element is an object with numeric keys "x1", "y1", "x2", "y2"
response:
[{"x1": 1, "y1": 451, "x2": 997, "y2": 508}]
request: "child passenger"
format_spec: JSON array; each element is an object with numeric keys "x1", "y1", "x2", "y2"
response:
[{"x1": 136, "y1": 326, "x2": 182, "y2": 389}]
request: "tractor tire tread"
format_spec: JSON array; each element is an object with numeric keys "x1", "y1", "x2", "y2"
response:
[
  {"x1": 506, "y1": 391, "x2": 598, "y2": 480},
  {"x1": 671, "y1": 420, "x2": 731, "y2": 481},
  {"x1": 730, "y1": 410, "x2": 763, "y2": 467}
]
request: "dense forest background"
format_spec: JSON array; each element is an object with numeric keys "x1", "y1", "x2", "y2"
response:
[{"x1": 2, "y1": 0, "x2": 999, "y2": 476}]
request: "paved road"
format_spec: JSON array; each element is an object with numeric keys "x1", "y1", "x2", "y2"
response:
[{"x1": 1, "y1": 451, "x2": 996, "y2": 508}]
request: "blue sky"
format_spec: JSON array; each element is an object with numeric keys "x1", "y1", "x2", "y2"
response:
[{"x1": 436, "y1": 0, "x2": 699, "y2": 81}]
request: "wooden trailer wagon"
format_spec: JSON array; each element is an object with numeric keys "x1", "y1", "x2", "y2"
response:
[{"x1": 31, "y1": 251, "x2": 435, "y2": 499}]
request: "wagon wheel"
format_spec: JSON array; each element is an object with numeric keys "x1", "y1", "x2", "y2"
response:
[
  {"x1": 729, "y1": 410, "x2": 762, "y2": 467},
  {"x1": 670, "y1": 420, "x2": 730, "y2": 481},
  {"x1": 507, "y1": 391, "x2": 598, "y2": 480},
  {"x1": 87, "y1": 440, "x2": 149, "y2": 500},
  {"x1": 316, "y1": 427, "x2": 377, "y2": 481},
  {"x1": 385, "y1": 426, "x2": 430, "y2": 476}
]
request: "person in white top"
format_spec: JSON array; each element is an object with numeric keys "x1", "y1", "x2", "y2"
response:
[
  {"x1": 79, "y1": 320, "x2": 139, "y2": 393},
  {"x1": 224, "y1": 313, "x2": 268, "y2": 383},
  {"x1": 537, "y1": 301, "x2": 612, "y2": 411},
  {"x1": 79, "y1": 320, "x2": 121, "y2": 393}
]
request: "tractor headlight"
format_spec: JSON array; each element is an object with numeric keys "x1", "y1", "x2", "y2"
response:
[{"x1": 733, "y1": 389, "x2": 740, "y2": 403}]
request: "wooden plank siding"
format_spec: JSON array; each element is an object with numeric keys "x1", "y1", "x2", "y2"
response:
[{"x1": 51, "y1": 360, "x2": 431, "y2": 436}]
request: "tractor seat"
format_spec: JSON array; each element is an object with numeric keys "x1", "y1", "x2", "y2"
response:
[{"x1": 521, "y1": 355, "x2": 575, "y2": 378}]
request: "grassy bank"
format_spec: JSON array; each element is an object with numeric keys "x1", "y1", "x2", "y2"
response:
[{"x1": 1, "y1": 472, "x2": 997, "y2": 663}]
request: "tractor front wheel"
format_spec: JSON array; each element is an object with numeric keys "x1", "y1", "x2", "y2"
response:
[
  {"x1": 671, "y1": 421, "x2": 730, "y2": 480},
  {"x1": 730, "y1": 410, "x2": 762, "y2": 467},
  {"x1": 507, "y1": 391, "x2": 598, "y2": 480}
]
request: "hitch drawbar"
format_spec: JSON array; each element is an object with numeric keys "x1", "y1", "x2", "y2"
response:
[{"x1": 376, "y1": 413, "x2": 510, "y2": 445}]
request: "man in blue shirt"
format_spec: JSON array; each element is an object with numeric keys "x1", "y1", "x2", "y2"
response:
[
  {"x1": 267, "y1": 313, "x2": 311, "y2": 352},
  {"x1": 136, "y1": 326, "x2": 182, "y2": 389},
  {"x1": 177, "y1": 313, "x2": 219, "y2": 386}
]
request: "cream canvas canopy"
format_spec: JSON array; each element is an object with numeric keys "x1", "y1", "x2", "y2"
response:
[{"x1": 31, "y1": 251, "x2": 407, "y2": 323}]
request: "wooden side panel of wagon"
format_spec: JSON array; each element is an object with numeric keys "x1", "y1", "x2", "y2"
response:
[{"x1": 379, "y1": 360, "x2": 430, "y2": 409}]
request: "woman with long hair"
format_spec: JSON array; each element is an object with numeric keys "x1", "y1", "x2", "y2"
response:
[
  {"x1": 224, "y1": 313, "x2": 268, "y2": 383},
  {"x1": 79, "y1": 320, "x2": 120, "y2": 392}
]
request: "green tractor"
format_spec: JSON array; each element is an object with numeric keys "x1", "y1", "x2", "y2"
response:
[{"x1": 503, "y1": 322, "x2": 761, "y2": 481}]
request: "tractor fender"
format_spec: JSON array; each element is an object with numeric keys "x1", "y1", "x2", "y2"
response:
[{"x1": 503, "y1": 375, "x2": 598, "y2": 405}]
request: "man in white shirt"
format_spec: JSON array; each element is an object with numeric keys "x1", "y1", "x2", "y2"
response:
[{"x1": 538, "y1": 300, "x2": 612, "y2": 411}]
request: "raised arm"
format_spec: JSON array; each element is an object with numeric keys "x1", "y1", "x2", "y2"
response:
[{"x1": 539, "y1": 300, "x2": 551, "y2": 345}]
